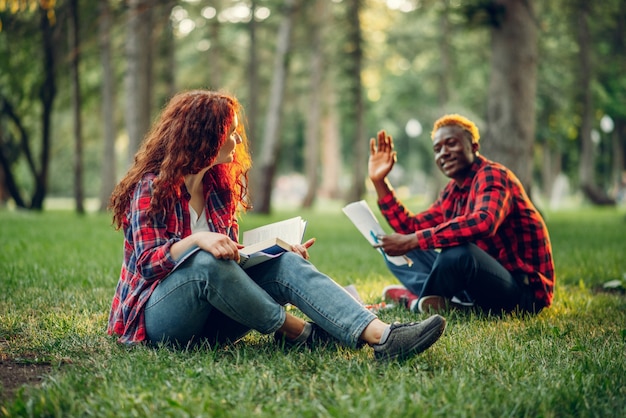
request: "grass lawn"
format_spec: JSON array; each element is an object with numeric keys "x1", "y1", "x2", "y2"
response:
[{"x1": 1, "y1": 204, "x2": 625, "y2": 417}]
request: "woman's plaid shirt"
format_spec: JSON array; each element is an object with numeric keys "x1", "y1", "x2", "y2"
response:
[{"x1": 107, "y1": 172, "x2": 238, "y2": 344}]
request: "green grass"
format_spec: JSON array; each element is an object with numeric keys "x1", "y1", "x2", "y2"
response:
[{"x1": 1, "y1": 206, "x2": 625, "y2": 417}]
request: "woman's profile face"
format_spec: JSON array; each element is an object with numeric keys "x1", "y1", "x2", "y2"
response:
[{"x1": 213, "y1": 114, "x2": 242, "y2": 166}]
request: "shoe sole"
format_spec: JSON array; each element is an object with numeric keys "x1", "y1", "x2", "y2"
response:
[
  {"x1": 375, "y1": 315, "x2": 447, "y2": 361},
  {"x1": 418, "y1": 295, "x2": 447, "y2": 313}
]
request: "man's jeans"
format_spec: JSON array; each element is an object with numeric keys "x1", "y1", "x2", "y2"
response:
[
  {"x1": 144, "y1": 250, "x2": 375, "y2": 347},
  {"x1": 386, "y1": 243, "x2": 537, "y2": 313}
]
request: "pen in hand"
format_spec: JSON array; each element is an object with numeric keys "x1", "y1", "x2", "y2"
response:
[{"x1": 370, "y1": 231, "x2": 385, "y2": 249}]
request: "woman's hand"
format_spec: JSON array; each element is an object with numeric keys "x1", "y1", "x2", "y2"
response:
[
  {"x1": 194, "y1": 231, "x2": 242, "y2": 263},
  {"x1": 291, "y1": 238, "x2": 316, "y2": 260}
]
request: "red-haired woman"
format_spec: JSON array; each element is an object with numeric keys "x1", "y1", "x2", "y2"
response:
[{"x1": 107, "y1": 90, "x2": 445, "y2": 361}]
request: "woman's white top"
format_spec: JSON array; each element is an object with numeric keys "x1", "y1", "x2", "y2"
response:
[{"x1": 189, "y1": 206, "x2": 210, "y2": 233}]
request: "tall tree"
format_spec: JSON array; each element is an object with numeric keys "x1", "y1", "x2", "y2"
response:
[
  {"x1": 608, "y1": 3, "x2": 626, "y2": 197},
  {"x1": 301, "y1": 0, "x2": 325, "y2": 208},
  {"x1": 68, "y1": 0, "x2": 84, "y2": 214},
  {"x1": 155, "y1": 0, "x2": 177, "y2": 103},
  {"x1": 98, "y1": 0, "x2": 117, "y2": 212},
  {"x1": 345, "y1": 0, "x2": 366, "y2": 202},
  {"x1": 252, "y1": 0, "x2": 299, "y2": 214},
  {"x1": 247, "y1": 0, "x2": 260, "y2": 154},
  {"x1": 247, "y1": 0, "x2": 260, "y2": 152},
  {"x1": 124, "y1": 0, "x2": 154, "y2": 166},
  {"x1": 207, "y1": 0, "x2": 224, "y2": 89},
  {"x1": 592, "y1": 0, "x2": 625, "y2": 201},
  {"x1": 318, "y1": 87, "x2": 343, "y2": 200},
  {"x1": 430, "y1": 0, "x2": 454, "y2": 201},
  {"x1": 574, "y1": 1, "x2": 615, "y2": 205},
  {"x1": 0, "y1": 3, "x2": 58, "y2": 210},
  {"x1": 482, "y1": 0, "x2": 538, "y2": 191},
  {"x1": 33, "y1": 3, "x2": 57, "y2": 210}
]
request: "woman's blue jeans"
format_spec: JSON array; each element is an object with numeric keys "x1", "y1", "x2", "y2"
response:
[
  {"x1": 386, "y1": 243, "x2": 536, "y2": 313},
  {"x1": 144, "y1": 250, "x2": 376, "y2": 347}
]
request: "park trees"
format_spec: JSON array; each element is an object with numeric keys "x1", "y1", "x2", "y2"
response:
[
  {"x1": 0, "y1": 1, "x2": 58, "y2": 210},
  {"x1": 481, "y1": 0, "x2": 538, "y2": 193},
  {"x1": 1, "y1": 0, "x2": 624, "y2": 212},
  {"x1": 251, "y1": 0, "x2": 298, "y2": 214}
]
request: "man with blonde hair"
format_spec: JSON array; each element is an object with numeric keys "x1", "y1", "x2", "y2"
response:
[{"x1": 368, "y1": 114, "x2": 555, "y2": 314}]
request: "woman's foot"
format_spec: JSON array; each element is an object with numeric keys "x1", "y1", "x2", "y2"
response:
[{"x1": 372, "y1": 315, "x2": 446, "y2": 361}]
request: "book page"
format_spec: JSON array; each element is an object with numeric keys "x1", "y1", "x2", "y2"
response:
[
  {"x1": 242, "y1": 216, "x2": 306, "y2": 246},
  {"x1": 342, "y1": 200, "x2": 411, "y2": 266},
  {"x1": 342, "y1": 201, "x2": 386, "y2": 246}
]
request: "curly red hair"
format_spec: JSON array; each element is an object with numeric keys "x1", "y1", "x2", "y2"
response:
[
  {"x1": 109, "y1": 90, "x2": 252, "y2": 229},
  {"x1": 431, "y1": 114, "x2": 480, "y2": 144}
]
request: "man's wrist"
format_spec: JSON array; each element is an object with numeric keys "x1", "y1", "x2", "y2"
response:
[{"x1": 371, "y1": 178, "x2": 393, "y2": 199}]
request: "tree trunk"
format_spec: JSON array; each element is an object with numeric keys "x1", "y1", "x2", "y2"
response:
[
  {"x1": 484, "y1": 0, "x2": 537, "y2": 192},
  {"x1": 437, "y1": 0, "x2": 452, "y2": 107},
  {"x1": 575, "y1": 3, "x2": 615, "y2": 205},
  {"x1": 0, "y1": 97, "x2": 31, "y2": 208},
  {"x1": 247, "y1": 0, "x2": 260, "y2": 153},
  {"x1": 346, "y1": 0, "x2": 366, "y2": 203},
  {"x1": 155, "y1": 0, "x2": 177, "y2": 103},
  {"x1": 125, "y1": 0, "x2": 153, "y2": 167},
  {"x1": 611, "y1": 7, "x2": 626, "y2": 198},
  {"x1": 68, "y1": 0, "x2": 85, "y2": 214},
  {"x1": 0, "y1": 128, "x2": 26, "y2": 208},
  {"x1": 0, "y1": 159, "x2": 7, "y2": 206},
  {"x1": 611, "y1": 121, "x2": 624, "y2": 197},
  {"x1": 431, "y1": 0, "x2": 452, "y2": 201},
  {"x1": 252, "y1": 0, "x2": 298, "y2": 214},
  {"x1": 301, "y1": 0, "x2": 326, "y2": 208},
  {"x1": 319, "y1": 88, "x2": 343, "y2": 200},
  {"x1": 207, "y1": 0, "x2": 223, "y2": 89},
  {"x1": 33, "y1": 4, "x2": 57, "y2": 210},
  {"x1": 98, "y1": 0, "x2": 117, "y2": 212}
]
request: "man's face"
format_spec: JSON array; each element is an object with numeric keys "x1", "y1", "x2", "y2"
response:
[{"x1": 432, "y1": 125, "x2": 477, "y2": 184}]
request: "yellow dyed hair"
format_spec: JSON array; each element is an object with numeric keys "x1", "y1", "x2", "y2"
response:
[{"x1": 431, "y1": 114, "x2": 480, "y2": 144}]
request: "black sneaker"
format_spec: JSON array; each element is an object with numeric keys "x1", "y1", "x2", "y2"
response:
[
  {"x1": 274, "y1": 322, "x2": 333, "y2": 349},
  {"x1": 373, "y1": 315, "x2": 446, "y2": 361}
]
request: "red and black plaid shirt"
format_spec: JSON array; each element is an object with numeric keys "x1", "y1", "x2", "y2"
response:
[
  {"x1": 107, "y1": 172, "x2": 238, "y2": 344},
  {"x1": 378, "y1": 155, "x2": 555, "y2": 308}
]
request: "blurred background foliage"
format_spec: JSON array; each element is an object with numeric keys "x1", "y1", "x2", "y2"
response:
[{"x1": 0, "y1": 0, "x2": 625, "y2": 213}]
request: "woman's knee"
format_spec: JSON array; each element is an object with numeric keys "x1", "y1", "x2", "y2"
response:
[{"x1": 184, "y1": 250, "x2": 240, "y2": 277}]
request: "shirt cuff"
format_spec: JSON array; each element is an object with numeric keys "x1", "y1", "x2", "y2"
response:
[{"x1": 378, "y1": 190, "x2": 396, "y2": 207}]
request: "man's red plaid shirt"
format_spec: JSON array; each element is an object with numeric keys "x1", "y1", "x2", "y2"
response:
[{"x1": 378, "y1": 155, "x2": 555, "y2": 308}]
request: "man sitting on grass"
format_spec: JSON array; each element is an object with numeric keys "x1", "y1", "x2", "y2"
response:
[{"x1": 368, "y1": 114, "x2": 555, "y2": 314}]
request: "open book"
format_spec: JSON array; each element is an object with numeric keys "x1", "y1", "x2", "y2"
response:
[
  {"x1": 238, "y1": 216, "x2": 307, "y2": 269},
  {"x1": 342, "y1": 200, "x2": 411, "y2": 266}
]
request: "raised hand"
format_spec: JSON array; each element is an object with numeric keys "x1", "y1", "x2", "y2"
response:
[{"x1": 368, "y1": 130, "x2": 397, "y2": 183}]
